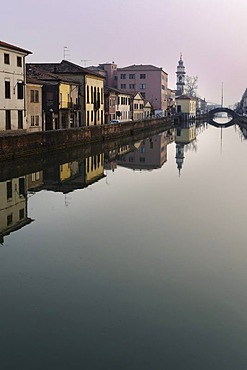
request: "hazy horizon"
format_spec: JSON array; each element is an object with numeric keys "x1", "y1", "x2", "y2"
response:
[{"x1": 1, "y1": 0, "x2": 246, "y2": 107}]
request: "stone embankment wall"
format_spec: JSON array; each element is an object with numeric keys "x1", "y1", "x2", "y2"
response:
[{"x1": 0, "y1": 117, "x2": 173, "y2": 160}]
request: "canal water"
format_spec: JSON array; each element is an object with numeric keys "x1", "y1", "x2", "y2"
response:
[{"x1": 0, "y1": 120, "x2": 246, "y2": 369}]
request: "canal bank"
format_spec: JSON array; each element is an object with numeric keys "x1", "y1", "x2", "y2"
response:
[{"x1": 0, "y1": 117, "x2": 173, "y2": 161}]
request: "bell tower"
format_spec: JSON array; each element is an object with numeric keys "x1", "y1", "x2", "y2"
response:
[{"x1": 176, "y1": 53, "x2": 186, "y2": 96}]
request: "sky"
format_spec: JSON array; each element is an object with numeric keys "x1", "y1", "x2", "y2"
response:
[{"x1": 1, "y1": 0, "x2": 247, "y2": 107}]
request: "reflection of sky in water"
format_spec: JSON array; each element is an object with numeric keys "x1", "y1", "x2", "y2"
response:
[{"x1": 0, "y1": 124, "x2": 247, "y2": 369}]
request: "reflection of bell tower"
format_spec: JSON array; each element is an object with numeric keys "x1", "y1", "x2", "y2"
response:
[
  {"x1": 175, "y1": 143, "x2": 185, "y2": 176},
  {"x1": 176, "y1": 54, "x2": 186, "y2": 96}
]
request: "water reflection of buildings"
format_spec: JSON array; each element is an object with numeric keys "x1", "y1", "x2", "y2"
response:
[
  {"x1": 117, "y1": 131, "x2": 173, "y2": 171},
  {"x1": 175, "y1": 122, "x2": 197, "y2": 175},
  {"x1": 35, "y1": 155, "x2": 105, "y2": 194},
  {"x1": 0, "y1": 154, "x2": 105, "y2": 243},
  {"x1": 0, "y1": 176, "x2": 33, "y2": 244}
]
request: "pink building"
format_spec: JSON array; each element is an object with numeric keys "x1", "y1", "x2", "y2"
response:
[{"x1": 115, "y1": 64, "x2": 168, "y2": 112}]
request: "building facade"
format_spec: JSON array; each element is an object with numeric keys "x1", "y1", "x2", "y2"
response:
[
  {"x1": 27, "y1": 60, "x2": 105, "y2": 126},
  {"x1": 115, "y1": 64, "x2": 168, "y2": 112},
  {"x1": 175, "y1": 95, "x2": 197, "y2": 119},
  {"x1": 26, "y1": 77, "x2": 43, "y2": 131},
  {"x1": 0, "y1": 41, "x2": 32, "y2": 131}
]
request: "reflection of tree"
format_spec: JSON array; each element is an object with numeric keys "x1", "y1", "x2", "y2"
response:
[{"x1": 184, "y1": 138, "x2": 198, "y2": 153}]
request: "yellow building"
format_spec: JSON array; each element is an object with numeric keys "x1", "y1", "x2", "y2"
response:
[
  {"x1": 27, "y1": 61, "x2": 105, "y2": 127},
  {"x1": 85, "y1": 74, "x2": 104, "y2": 126},
  {"x1": 175, "y1": 95, "x2": 197, "y2": 119}
]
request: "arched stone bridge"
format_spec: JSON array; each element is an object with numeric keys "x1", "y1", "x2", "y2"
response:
[
  {"x1": 207, "y1": 107, "x2": 239, "y2": 120},
  {"x1": 206, "y1": 107, "x2": 241, "y2": 127}
]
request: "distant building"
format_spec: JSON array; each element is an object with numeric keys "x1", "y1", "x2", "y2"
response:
[
  {"x1": 0, "y1": 41, "x2": 32, "y2": 131},
  {"x1": 132, "y1": 92, "x2": 145, "y2": 121},
  {"x1": 115, "y1": 90, "x2": 132, "y2": 121},
  {"x1": 115, "y1": 64, "x2": 168, "y2": 112}
]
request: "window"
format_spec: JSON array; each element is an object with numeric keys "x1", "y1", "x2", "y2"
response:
[
  {"x1": 18, "y1": 110, "x2": 23, "y2": 129},
  {"x1": 91, "y1": 110, "x2": 93, "y2": 122},
  {"x1": 129, "y1": 84, "x2": 135, "y2": 89},
  {"x1": 129, "y1": 74, "x2": 135, "y2": 79},
  {"x1": 6, "y1": 110, "x2": 11, "y2": 130},
  {"x1": 19, "y1": 178, "x2": 25, "y2": 196},
  {"x1": 140, "y1": 83, "x2": 146, "y2": 89},
  {"x1": 134, "y1": 104, "x2": 138, "y2": 109},
  {"x1": 91, "y1": 86, "x2": 93, "y2": 103},
  {"x1": 141, "y1": 92, "x2": 146, "y2": 99},
  {"x1": 7, "y1": 181, "x2": 12, "y2": 200},
  {"x1": 140, "y1": 74, "x2": 146, "y2": 79},
  {"x1": 19, "y1": 208, "x2": 25, "y2": 220},
  {"x1": 47, "y1": 92, "x2": 54, "y2": 105},
  {"x1": 4, "y1": 53, "x2": 10, "y2": 64},
  {"x1": 120, "y1": 84, "x2": 126, "y2": 89},
  {"x1": 30, "y1": 89, "x2": 39, "y2": 102},
  {"x1": 140, "y1": 157, "x2": 145, "y2": 163},
  {"x1": 17, "y1": 56, "x2": 22, "y2": 67},
  {"x1": 87, "y1": 86, "x2": 90, "y2": 103},
  {"x1": 7, "y1": 214, "x2": 13, "y2": 226},
  {"x1": 5, "y1": 81, "x2": 11, "y2": 99},
  {"x1": 31, "y1": 115, "x2": 39, "y2": 126},
  {"x1": 87, "y1": 111, "x2": 89, "y2": 125},
  {"x1": 17, "y1": 82, "x2": 24, "y2": 99},
  {"x1": 31, "y1": 172, "x2": 40, "y2": 181},
  {"x1": 120, "y1": 74, "x2": 126, "y2": 79}
]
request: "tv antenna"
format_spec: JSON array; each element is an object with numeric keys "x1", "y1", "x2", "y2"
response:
[
  {"x1": 81, "y1": 59, "x2": 92, "y2": 67},
  {"x1": 63, "y1": 46, "x2": 70, "y2": 60}
]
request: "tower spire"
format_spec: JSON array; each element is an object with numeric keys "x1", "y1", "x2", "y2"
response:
[{"x1": 176, "y1": 54, "x2": 186, "y2": 96}]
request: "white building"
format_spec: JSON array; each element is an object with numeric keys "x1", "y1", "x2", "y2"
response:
[
  {"x1": 115, "y1": 91, "x2": 132, "y2": 122},
  {"x1": 0, "y1": 41, "x2": 32, "y2": 131}
]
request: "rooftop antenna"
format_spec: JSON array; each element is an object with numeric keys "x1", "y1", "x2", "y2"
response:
[
  {"x1": 63, "y1": 46, "x2": 70, "y2": 60},
  {"x1": 221, "y1": 82, "x2": 224, "y2": 107},
  {"x1": 81, "y1": 59, "x2": 92, "y2": 67}
]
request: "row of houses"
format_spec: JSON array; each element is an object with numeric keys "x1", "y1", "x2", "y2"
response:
[{"x1": 0, "y1": 40, "x2": 205, "y2": 133}]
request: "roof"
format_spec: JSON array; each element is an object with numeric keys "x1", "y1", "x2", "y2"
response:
[
  {"x1": 176, "y1": 94, "x2": 196, "y2": 100},
  {"x1": 26, "y1": 65, "x2": 80, "y2": 85},
  {"x1": 117, "y1": 64, "x2": 167, "y2": 73},
  {"x1": 26, "y1": 76, "x2": 43, "y2": 86},
  {"x1": 0, "y1": 40, "x2": 32, "y2": 55},
  {"x1": 105, "y1": 86, "x2": 132, "y2": 96},
  {"x1": 27, "y1": 60, "x2": 104, "y2": 79}
]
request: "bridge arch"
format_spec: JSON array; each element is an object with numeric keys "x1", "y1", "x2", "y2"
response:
[{"x1": 208, "y1": 107, "x2": 238, "y2": 120}]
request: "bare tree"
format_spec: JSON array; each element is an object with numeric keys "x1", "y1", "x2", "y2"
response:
[{"x1": 185, "y1": 76, "x2": 198, "y2": 97}]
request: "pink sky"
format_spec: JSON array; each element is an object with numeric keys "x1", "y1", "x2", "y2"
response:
[{"x1": 1, "y1": 0, "x2": 246, "y2": 107}]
